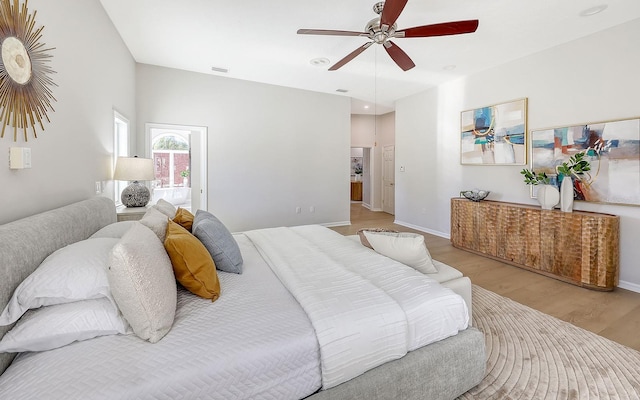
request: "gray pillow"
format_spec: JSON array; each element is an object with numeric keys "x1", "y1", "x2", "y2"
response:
[{"x1": 192, "y1": 210, "x2": 243, "y2": 274}]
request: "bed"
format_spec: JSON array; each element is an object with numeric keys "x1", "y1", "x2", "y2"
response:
[{"x1": 0, "y1": 197, "x2": 485, "y2": 399}]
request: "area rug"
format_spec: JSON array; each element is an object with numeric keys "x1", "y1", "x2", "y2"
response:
[{"x1": 458, "y1": 286, "x2": 640, "y2": 400}]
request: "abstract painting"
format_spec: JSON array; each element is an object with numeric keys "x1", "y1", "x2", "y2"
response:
[
  {"x1": 530, "y1": 117, "x2": 640, "y2": 206},
  {"x1": 461, "y1": 98, "x2": 527, "y2": 165}
]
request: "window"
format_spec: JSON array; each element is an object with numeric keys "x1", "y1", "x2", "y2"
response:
[{"x1": 113, "y1": 111, "x2": 130, "y2": 205}]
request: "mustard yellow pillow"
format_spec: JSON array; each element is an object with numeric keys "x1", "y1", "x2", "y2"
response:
[
  {"x1": 163, "y1": 220, "x2": 220, "y2": 301},
  {"x1": 173, "y1": 207, "x2": 194, "y2": 232}
]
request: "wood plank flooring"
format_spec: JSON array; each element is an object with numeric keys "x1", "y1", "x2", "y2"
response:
[{"x1": 330, "y1": 203, "x2": 640, "y2": 351}]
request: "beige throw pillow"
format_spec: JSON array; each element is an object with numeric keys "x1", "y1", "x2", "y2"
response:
[
  {"x1": 360, "y1": 231, "x2": 438, "y2": 274},
  {"x1": 108, "y1": 222, "x2": 177, "y2": 343},
  {"x1": 140, "y1": 207, "x2": 170, "y2": 242},
  {"x1": 153, "y1": 198, "x2": 177, "y2": 218}
]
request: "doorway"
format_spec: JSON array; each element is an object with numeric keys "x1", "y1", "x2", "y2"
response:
[
  {"x1": 382, "y1": 145, "x2": 395, "y2": 215},
  {"x1": 145, "y1": 123, "x2": 208, "y2": 212}
]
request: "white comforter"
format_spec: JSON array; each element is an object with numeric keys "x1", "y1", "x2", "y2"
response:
[
  {"x1": 0, "y1": 225, "x2": 468, "y2": 399},
  {"x1": 245, "y1": 225, "x2": 469, "y2": 390}
]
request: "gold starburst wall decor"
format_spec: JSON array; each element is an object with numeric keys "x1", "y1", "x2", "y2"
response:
[{"x1": 0, "y1": 0, "x2": 56, "y2": 141}]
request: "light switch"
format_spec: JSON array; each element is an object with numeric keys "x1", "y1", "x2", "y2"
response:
[{"x1": 9, "y1": 147, "x2": 31, "y2": 169}]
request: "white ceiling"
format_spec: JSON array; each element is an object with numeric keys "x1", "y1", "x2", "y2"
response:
[{"x1": 99, "y1": 0, "x2": 640, "y2": 115}]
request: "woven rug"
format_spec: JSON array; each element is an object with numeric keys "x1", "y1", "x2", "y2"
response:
[{"x1": 458, "y1": 286, "x2": 640, "y2": 400}]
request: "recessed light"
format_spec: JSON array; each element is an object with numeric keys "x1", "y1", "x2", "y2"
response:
[
  {"x1": 443, "y1": 65, "x2": 456, "y2": 71},
  {"x1": 211, "y1": 66, "x2": 229, "y2": 73},
  {"x1": 579, "y1": 4, "x2": 608, "y2": 17},
  {"x1": 310, "y1": 57, "x2": 330, "y2": 67},
  {"x1": 364, "y1": 105, "x2": 370, "y2": 109}
]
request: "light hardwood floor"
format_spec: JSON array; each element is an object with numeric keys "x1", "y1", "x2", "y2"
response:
[{"x1": 330, "y1": 203, "x2": 640, "y2": 351}]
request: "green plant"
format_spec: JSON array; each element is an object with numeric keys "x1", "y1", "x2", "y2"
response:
[
  {"x1": 556, "y1": 152, "x2": 591, "y2": 179},
  {"x1": 520, "y1": 169, "x2": 550, "y2": 185},
  {"x1": 180, "y1": 170, "x2": 190, "y2": 178}
]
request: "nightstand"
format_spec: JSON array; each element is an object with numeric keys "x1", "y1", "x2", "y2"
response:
[{"x1": 116, "y1": 205, "x2": 151, "y2": 222}]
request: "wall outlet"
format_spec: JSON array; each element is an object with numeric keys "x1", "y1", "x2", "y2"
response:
[
  {"x1": 295, "y1": 206, "x2": 301, "y2": 214},
  {"x1": 309, "y1": 206, "x2": 315, "y2": 213},
  {"x1": 95, "y1": 181, "x2": 102, "y2": 194}
]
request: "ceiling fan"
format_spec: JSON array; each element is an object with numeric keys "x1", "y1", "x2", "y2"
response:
[{"x1": 297, "y1": 0, "x2": 479, "y2": 71}]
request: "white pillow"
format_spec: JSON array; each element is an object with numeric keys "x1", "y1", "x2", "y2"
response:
[
  {"x1": 0, "y1": 298, "x2": 128, "y2": 353},
  {"x1": 90, "y1": 221, "x2": 136, "y2": 239},
  {"x1": 107, "y1": 222, "x2": 177, "y2": 343},
  {"x1": 0, "y1": 238, "x2": 120, "y2": 326},
  {"x1": 361, "y1": 231, "x2": 438, "y2": 274},
  {"x1": 139, "y1": 206, "x2": 170, "y2": 242},
  {"x1": 153, "y1": 199, "x2": 177, "y2": 219}
]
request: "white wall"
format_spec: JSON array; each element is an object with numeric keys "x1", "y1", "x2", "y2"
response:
[
  {"x1": 136, "y1": 64, "x2": 351, "y2": 232},
  {"x1": 351, "y1": 112, "x2": 395, "y2": 211},
  {"x1": 395, "y1": 18, "x2": 640, "y2": 291},
  {"x1": 0, "y1": 0, "x2": 136, "y2": 224}
]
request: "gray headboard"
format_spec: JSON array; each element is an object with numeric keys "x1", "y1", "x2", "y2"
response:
[{"x1": 0, "y1": 196, "x2": 116, "y2": 374}]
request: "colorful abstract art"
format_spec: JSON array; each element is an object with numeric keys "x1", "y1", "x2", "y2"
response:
[
  {"x1": 530, "y1": 117, "x2": 640, "y2": 206},
  {"x1": 460, "y1": 98, "x2": 527, "y2": 165}
]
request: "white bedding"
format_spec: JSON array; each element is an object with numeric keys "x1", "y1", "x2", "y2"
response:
[
  {"x1": 0, "y1": 225, "x2": 469, "y2": 400},
  {"x1": 245, "y1": 225, "x2": 469, "y2": 389},
  {"x1": 0, "y1": 234, "x2": 321, "y2": 400}
]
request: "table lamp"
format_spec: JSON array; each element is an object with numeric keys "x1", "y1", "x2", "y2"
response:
[{"x1": 114, "y1": 156, "x2": 155, "y2": 207}]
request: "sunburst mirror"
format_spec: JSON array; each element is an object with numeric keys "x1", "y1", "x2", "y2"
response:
[{"x1": 0, "y1": 0, "x2": 56, "y2": 141}]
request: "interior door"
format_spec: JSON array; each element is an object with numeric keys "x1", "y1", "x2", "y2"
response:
[{"x1": 383, "y1": 145, "x2": 395, "y2": 215}]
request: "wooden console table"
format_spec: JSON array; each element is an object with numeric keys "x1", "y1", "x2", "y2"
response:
[{"x1": 450, "y1": 198, "x2": 619, "y2": 291}]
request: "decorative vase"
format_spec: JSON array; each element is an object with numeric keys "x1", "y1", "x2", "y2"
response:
[
  {"x1": 560, "y1": 175, "x2": 574, "y2": 212},
  {"x1": 537, "y1": 184, "x2": 559, "y2": 210}
]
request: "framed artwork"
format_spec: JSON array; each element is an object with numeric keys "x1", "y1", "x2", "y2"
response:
[
  {"x1": 530, "y1": 117, "x2": 640, "y2": 206},
  {"x1": 460, "y1": 98, "x2": 527, "y2": 165}
]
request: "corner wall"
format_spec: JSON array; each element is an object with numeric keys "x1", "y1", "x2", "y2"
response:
[
  {"x1": 136, "y1": 64, "x2": 351, "y2": 232},
  {"x1": 396, "y1": 18, "x2": 640, "y2": 291},
  {"x1": 0, "y1": 0, "x2": 136, "y2": 224}
]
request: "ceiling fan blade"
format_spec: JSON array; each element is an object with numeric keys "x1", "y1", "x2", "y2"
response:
[
  {"x1": 380, "y1": 0, "x2": 408, "y2": 30},
  {"x1": 397, "y1": 20, "x2": 479, "y2": 38},
  {"x1": 329, "y1": 42, "x2": 373, "y2": 71},
  {"x1": 383, "y1": 41, "x2": 415, "y2": 71},
  {"x1": 297, "y1": 29, "x2": 368, "y2": 37}
]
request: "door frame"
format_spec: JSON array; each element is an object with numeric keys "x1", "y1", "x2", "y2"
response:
[
  {"x1": 145, "y1": 122, "x2": 208, "y2": 211},
  {"x1": 382, "y1": 145, "x2": 395, "y2": 215}
]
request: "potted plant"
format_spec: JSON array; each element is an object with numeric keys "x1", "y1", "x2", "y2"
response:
[
  {"x1": 555, "y1": 151, "x2": 592, "y2": 212},
  {"x1": 520, "y1": 168, "x2": 558, "y2": 210},
  {"x1": 180, "y1": 169, "x2": 190, "y2": 186}
]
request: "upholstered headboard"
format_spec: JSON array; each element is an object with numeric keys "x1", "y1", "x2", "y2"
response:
[{"x1": 0, "y1": 197, "x2": 116, "y2": 374}]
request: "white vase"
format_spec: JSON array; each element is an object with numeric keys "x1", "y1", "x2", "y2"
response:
[
  {"x1": 560, "y1": 176, "x2": 574, "y2": 212},
  {"x1": 537, "y1": 184, "x2": 559, "y2": 210}
]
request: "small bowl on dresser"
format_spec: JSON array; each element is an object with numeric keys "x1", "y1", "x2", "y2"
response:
[{"x1": 460, "y1": 189, "x2": 490, "y2": 202}]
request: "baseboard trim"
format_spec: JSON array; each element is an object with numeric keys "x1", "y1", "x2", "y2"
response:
[
  {"x1": 618, "y1": 280, "x2": 640, "y2": 294},
  {"x1": 393, "y1": 220, "x2": 450, "y2": 239},
  {"x1": 322, "y1": 220, "x2": 351, "y2": 228}
]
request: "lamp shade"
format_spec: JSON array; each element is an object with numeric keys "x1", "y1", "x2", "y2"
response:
[{"x1": 113, "y1": 156, "x2": 154, "y2": 182}]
